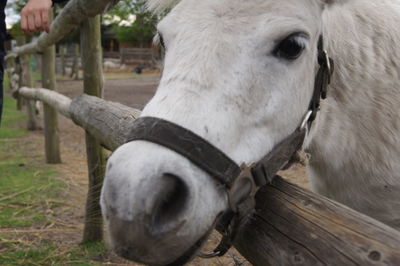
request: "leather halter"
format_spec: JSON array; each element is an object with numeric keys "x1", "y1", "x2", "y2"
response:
[{"x1": 125, "y1": 35, "x2": 334, "y2": 265}]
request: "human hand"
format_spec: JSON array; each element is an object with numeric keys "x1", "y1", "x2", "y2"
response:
[{"x1": 21, "y1": 0, "x2": 53, "y2": 34}]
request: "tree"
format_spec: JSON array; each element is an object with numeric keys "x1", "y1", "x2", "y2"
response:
[{"x1": 105, "y1": 0, "x2": 158, "y2": 47}]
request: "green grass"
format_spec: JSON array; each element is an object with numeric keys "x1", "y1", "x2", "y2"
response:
[
  {"x1": 0, "y1": 239, "x2": 106, "y2": 265},
  {"x1": 0, "y1": 96, "x2": 26, "y2": 139},
  {"x1": 66, "y1": 241, "x2": 108, "y2": 265},
  {"x1": 0, "y1": 96, "x2": 111, "y2": 265},
  {"x1": 0, "y1": 156, "x2": 62, "y2": 227},
  {"x1": 0, "y1": 97, "x2": 63, "y2": 227},
  {"x1": 0, "y1": 238, "x2": 61, "y2": 266}
]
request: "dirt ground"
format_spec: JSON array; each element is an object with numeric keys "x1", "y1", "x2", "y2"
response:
[{"x1": 27, "y1": 74, "x2": 309, "y2": 265}]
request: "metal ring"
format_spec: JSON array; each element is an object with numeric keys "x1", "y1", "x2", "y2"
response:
[
  {"x1": 300, "y1": 110, "x2": 313, "y2": 130},
  {"x1": 324, "y1": 50, "x2": 331, "y2": 74},
  {"x1": 197, "y1": 251, "x2": 221, "y2": 259}
]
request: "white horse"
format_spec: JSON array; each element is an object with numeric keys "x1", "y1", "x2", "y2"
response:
[{"x1": 101, "y1": 0, "x2": 400, "y2": 264}]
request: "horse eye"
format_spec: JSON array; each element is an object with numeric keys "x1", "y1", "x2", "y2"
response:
[
  {"x1": 159, "y1": 33, "x2": 165, "y2": 49},
  {"x1": 153, "y1": 33, "x2": 166, "y2": 67},
  {"x1": 274, "y1": 33, "x2": 307, "y2": 60}
]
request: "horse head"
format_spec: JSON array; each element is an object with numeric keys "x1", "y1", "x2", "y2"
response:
[{"x1": 101, "y1": 0, "x2": 344, "y2": 264}]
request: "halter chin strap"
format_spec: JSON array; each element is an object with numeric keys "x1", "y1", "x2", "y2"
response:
[{"x1": 125, "y1": 35, "x2": 334, "y2": 263}]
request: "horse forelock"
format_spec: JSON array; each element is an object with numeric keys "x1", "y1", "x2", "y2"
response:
[
  {"x1": 145, "y1": 0, "x2": 348, "y2": 14},
  {"x1": 146, "y1": 0, "x2": 330, "y2": 13}
]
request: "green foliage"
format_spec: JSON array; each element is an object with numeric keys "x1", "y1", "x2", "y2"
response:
[
  {"x1": 114, "y1": 23, "x2": 155, "y2": 46},
  {"x1": 8, "y1": 23, "x2": 24, "y2": 39},
  {"x1": 106, "y1": 0, "x2": 158, "y2": 46}
]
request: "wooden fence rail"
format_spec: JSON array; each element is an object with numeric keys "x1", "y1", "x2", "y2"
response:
[
  {"x1": 15, "y1": 87, "x2": 400, "y2": 266},
  {"x1": 120, "y1": 48, "x2": 153, "y2": 65}
]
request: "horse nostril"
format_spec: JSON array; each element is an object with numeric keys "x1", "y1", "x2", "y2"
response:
[{"x1": 150, "y1": 173, "x2": 189, "y2": 235}]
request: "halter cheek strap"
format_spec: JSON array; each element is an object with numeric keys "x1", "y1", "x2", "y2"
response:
[
  {"x1": 309, "y1": 35, "x2": 334, "y2": 124},
  {"x1": 125, "y1": 35, "x2": 334, "y2": 263}
]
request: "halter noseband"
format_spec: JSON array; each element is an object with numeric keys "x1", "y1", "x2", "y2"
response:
[{"x1": 125, "y1": 35, "x2": 334, "y2": 265}]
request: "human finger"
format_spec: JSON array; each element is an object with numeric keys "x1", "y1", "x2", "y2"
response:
[
  {"x1": 41, "y1": 9, "x2": 50, "y2": 33},
  {"x1": 27, "y1": 14, "x2": 36, "y2": 33},
  {"x1": 34, "y1": 10, "x2": 43, "y2": 30},
  {"x1": 21, "y1": 12, "x2": 29, "y2": 33}
]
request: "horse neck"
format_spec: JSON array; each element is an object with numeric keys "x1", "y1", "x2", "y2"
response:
[
  {"x1": 308, "y1": 0, "x2": 400, "y2": 176},
  {"x1": 325, "y1": 0, "x2": 400, "y2": 94}
]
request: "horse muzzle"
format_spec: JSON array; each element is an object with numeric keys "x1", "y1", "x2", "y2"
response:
[{"x1": 100, "y1": 141, "x2": 227, "y2": 265}]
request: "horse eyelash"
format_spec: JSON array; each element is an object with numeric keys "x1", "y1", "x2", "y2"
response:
[
  {"x1": 155, "y1": 32, "x2": 166, "y2": 48},
  {"x1": 160, "y1": 35, "x2": 166, "y2": 48}
]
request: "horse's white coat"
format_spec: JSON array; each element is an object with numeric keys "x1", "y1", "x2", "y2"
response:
[
  {"x1": 102, "y1": 0, "x2": 400, "y2": 263},
  {"x1": 308, "y1": 0, "x2": 400, "y2": 229}
]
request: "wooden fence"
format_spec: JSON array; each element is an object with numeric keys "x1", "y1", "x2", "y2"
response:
[
  {"x1": 7, "y1": 0, "x2": 119, "y2": 243},
  {"x1": 6, "y1": 0, "x2": 400, "y2": 265},
  {"x1": 120, "y1": 47, "x2": 153, "y2": 65}
]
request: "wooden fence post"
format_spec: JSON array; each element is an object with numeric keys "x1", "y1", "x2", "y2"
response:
[
  {"x1": 70, "y1": 44, "x2": 80, "y2": 80},
  {"x1": 18, "y1": 37, "x2": 39, "y2": 130},
  {"x1": 23, "y1": 55, "x2": 39, "y2": 130},
  {"x1": 5, "y1": 57, "x2": 16, "y2": 92},
  {"x1": 42, "y1": 9, "x2": 61, "y2": 164},
  {"x1": 35, "y1": 54, "x2": 41, "y2": 72},
  {"x1": 15, "y1": 37, "x2": 25, "y2": 111},
  {"x1": 80, "y1": 15, "x2": 106, "y2": 243},
  {"x1": 60, "y1": 45, "x2": 66, "y2": 76}
]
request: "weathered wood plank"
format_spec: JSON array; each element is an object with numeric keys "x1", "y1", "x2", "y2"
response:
[
  {"x1": 69, "y1": 94, "x2": 141, "y2": 150},
  {"x1": 234, "y1": 176, "x2": 400, "y2": 266},
  {"x1": 41, "y1": 9, "x2": 61, "y2": 164},
  {"x1": 18, "y1": 87, "x2": 72, "y2": 118},
  {"x1": 70, "y1": 44, "x2": 80, "y2": 80},
  {"x1": 16, "y1": 88, "x2": 140, "y2": 150},
  {"x1": 60, "y1": 45, "x2": 66, "y2": 76}
]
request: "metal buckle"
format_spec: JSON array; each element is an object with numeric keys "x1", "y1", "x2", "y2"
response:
[{"x1": 227, "y1": 163, "x2": 258, "y2": 213}]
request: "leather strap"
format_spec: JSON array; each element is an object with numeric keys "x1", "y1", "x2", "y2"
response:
[
  {"x1": 126, "y1": 117, "x2": 241, "y2": 188},
  {"x1": 251, "y1": 128, "x2": 306, "y2": 187}
]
